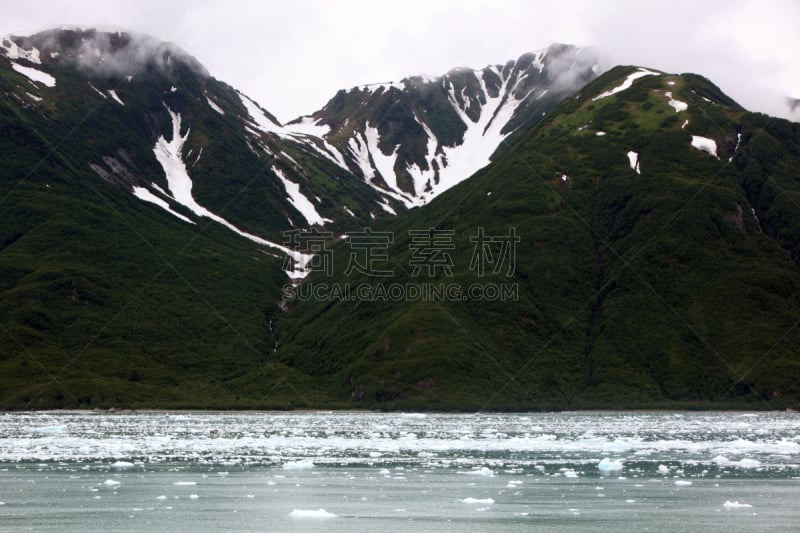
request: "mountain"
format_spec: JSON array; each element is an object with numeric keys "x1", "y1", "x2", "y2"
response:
[
  {"x1": 273, "y1": 66, "x2": 800, "y2": 411},
  {"x1": 2, "y1": 28, "x2": 800, "y2": 411},
  {"x1": 0, "y1": 27, "x2": 373, "y2": 408},
  {"x1": 0, "y1": 27, "x2": 393, "y2": 247},
  {"x1": 0, "y1": 28, "x2": 596, "y2": 408},
  {"x1": 288, "y1": 44, "x2": 601, "y2": 206}
]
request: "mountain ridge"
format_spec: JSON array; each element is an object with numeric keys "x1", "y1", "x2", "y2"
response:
[
  {"x1": 272, "y1": 65, "x2": 800, "y2": 410},
  {"x1": 287, "y1": 43, "x2": 601, "y2": 205},
  {"x1": 1, "y1": 28, "x2": 799, "y2": 410}
]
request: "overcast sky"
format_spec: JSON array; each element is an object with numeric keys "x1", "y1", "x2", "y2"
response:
[{"x1": 2, "y1": 0, "x2": 798, "y2": 123}]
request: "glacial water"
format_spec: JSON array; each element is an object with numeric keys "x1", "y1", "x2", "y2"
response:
[{"x1": 0, "y1": 411, "x2": 798, "y2": 531}]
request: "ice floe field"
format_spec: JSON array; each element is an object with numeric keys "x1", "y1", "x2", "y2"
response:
[{"x1": 0, "y1": 411, "x2": 799, "y2": 531}]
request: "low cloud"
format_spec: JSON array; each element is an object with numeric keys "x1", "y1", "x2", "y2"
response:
[
  {"x1": 0, "y1": 0, "x2": 797, "y2": 122},
  {"x1": 24, "y1": 27, "x2": 208, "y2": 80}
]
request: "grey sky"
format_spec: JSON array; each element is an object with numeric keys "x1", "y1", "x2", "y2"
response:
[{"x1": 2, "y1": 0, "x2": 798, "y2": 122}]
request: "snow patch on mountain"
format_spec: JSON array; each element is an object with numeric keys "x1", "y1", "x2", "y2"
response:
[
  {"x1": 294, "y1": 136, "x2": 350, "y2": 172},
  {"x1": 364, "y1": 124, "x2": 400, "y2": 191},
  {"x1": 729, "y1": 132, "x2": 742, "y2": 162},
  {"x1": 88, "y1": 83, "x2": 106, "y2": 99},
  {"x1": 151, "y1": 105, "x2": 312, "y2": 276},
  {"x1": 378, "y1": 201, "x2": 397, "y2": 215},
  {"x1": 273, "y1": 167, "x2": 332, "y2": 226},
  {"x1": 351, "y1": 65, "x2": 534, "y2": 205},
  {"x1": 240, "y1": 96, "x2": 350, "y2": 173},
  {"x1": 205, "y1": 96, "x2": 224, "y2": 115},
  {"x1": 664, "y1": 91, "x2": 688, "y2": 112},
  {"x1": 132, "y1": 186, "x2": 194, "y2": 224},
  {"x1": 285, "y1": 116, "x2": 331, "y2": 137},
  {"x1": 1, "y1": 37, "x2": 42, "y2": 63},
  {"x1": 347, "y1": 131, "x2": 416, "y2": 207},
  {"x1": 593, "y1": 68, "x2": 659, "y2": 101},
  {"x1": 107, "y1": 90, "x2": 124, "y2": 105},
  {"x1": 690, "y1": 135, "x2": 719, "y2": 158},
  {"x1": 317, "y1": 139, "x2": 349, "y2": 170},
  {"x1": 238, "y1": 92, "x2": 289, "y2": 137},
  {"x1": 627, "y1": 151, "x2": 641, "y2": 174},
  {"x1": 11, "y1": 62, "x2": 56, "y2": 87},
  {"x1": 426, "y1": 69, "x2": 526, "y2": 198},
  {"x1": 348, "y1": 135, "x2": 374, "y2": 181}
]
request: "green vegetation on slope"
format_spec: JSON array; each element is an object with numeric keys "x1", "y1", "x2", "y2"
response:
[{"x1": 273, "y1": 67, "x2": 800, "y2": 411}]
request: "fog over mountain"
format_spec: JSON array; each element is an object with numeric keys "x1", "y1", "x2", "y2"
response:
[{"x1": 1, "y1": 0, "x2": 798, "y2": 122}]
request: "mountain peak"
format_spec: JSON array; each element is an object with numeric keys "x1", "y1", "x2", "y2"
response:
[
  {"x1": 1, "y1": 27, "x2": 209, "y2": 79},
  {"x1": 289, "y1": 45, "x2": 601, "y2": 207}
]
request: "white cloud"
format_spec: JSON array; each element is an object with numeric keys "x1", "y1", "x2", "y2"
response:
[{"x1": 1, "y1": 0, "x2": 798, "y2": 121}]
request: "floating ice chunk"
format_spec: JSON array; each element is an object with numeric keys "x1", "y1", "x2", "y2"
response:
[
  {"x1": 657, "y1": 464, "x2": 670, "y2": 475},
  {"x1": 626, "y1": 151, "x2": 640, "y2": 173},
  {"x1": 189, "y1": 494, "x2": 199, "y2": 499},
  {"x1": 626, "y1": 499, "x2": 636, "y2": 503},
  {"x1": 596, "y1": 131, "x2": 606, "y2": 136},
  {"x1": 289, "y1": 509, "x2": 337, "y2": 519},
  {"x1": 462, "y1": 498, "x2": 495, "y2": 505},
  {"x1": 690, "y1": 136, "x2": 719, "y2": 158},
  {"x1": 11, "y1": 62, "x2": 56, "y2": 87},
  {"x1": 111, "y1": 461, "x2": 134, "y2": 469},
  {"x1": 173, "y1": 481, "x2": 197, "y2": 486},
  {"x1": 459, "y1": 467, "x2": 495, "y2": 477},
  {"x1": 563, "y1": 469, "x2": 579, "y2": 478},
  {"x1": 103, "y1": 479, "x2": 120, "y2": 486},
  {"x1": 712, "y1": 456, "x2": 761, "y2": 469},
  {"x1": 593, "y1": 68, "x2": 659, "y2": 101},
  {"x1": 723, "y1": 501, "x2": 752, "y2": 509},
  {"x1": 378, "y1": 468, "x2": 391, "y2": 475},
  {"x1": 36, "y1": 425, "x2": 66, "y2": 433},
  {"x1": 674, "y1": 480, "x2": 692, "y2": 486},
  {"x1": 283, "y1": 460, "x2": 314, "y2": 470},
  {"x1": 598, "y1": 458, "x2": 624, "y2": 472},
  {"x1": 156, "y1": 495, "x2": 167, "y2": 500}
]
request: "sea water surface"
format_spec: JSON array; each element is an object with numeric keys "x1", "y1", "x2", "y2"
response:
[{"x1": 0, "y1": 411, "x2": 799, "y2": 531}]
